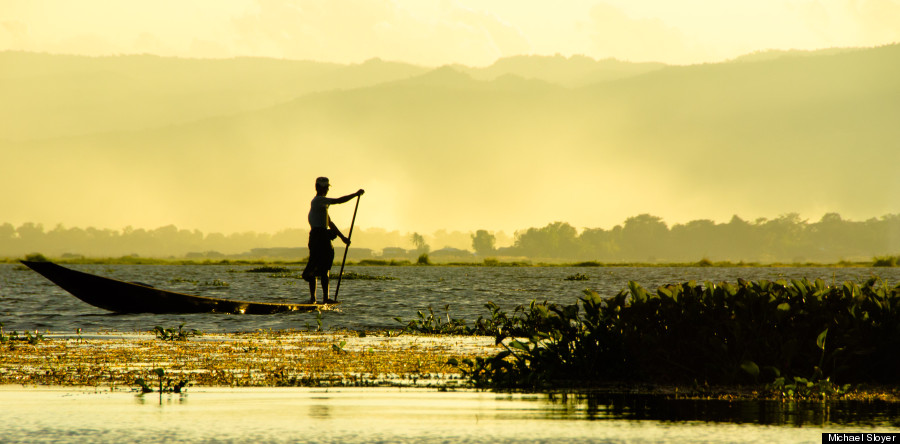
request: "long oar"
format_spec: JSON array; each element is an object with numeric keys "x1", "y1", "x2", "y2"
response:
[{"x1": 333, "y1": 194, "x2": 360, "y2": 302}]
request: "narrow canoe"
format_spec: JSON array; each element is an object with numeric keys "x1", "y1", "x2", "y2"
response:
[{"x1": 21, "y1": 261, "x2": 338, "y2": 314}]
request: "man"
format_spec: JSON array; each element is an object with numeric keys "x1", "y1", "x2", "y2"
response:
[{"x1": 302, "y1": 177, "x2": 364, "y2": 304}]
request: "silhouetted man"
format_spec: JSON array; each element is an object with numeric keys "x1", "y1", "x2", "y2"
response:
[{"x1": 302, "y1": 177, "x2": 364, "y2": 304}]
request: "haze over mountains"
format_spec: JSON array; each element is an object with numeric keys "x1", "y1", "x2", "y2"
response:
[{"x1": 1, "y1": 46, "x2": 898, "y2": 238}]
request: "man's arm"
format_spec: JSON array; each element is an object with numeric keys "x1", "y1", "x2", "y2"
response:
[
  {"x1": 329, "y1": 220, "x2": 350, "y2": 245},
  {"x1": 327, "y1": 189, "x2": 365, "y2": 205}
]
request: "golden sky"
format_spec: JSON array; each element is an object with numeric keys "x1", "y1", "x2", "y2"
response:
[{"x1": 2, "y1": 0, "x2": 899, "y2": 66}]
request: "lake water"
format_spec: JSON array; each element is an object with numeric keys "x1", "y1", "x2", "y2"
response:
[
  {"x1": 2, "y1": 264, "x2": 899, "y2": 441},
  {"x1": 2, "y1": 263, "x2": 897, "y2": 333}
]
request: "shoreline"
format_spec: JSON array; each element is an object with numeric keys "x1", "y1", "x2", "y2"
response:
[{"x1": 2, "y1": 330, "x2": 898, "y2": 402}]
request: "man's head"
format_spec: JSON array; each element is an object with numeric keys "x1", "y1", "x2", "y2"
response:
[{"x1": 315, "y1": 176, "x2": 330, "y2": 193}]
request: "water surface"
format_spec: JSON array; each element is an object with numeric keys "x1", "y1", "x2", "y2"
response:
[
  {"x1": 1, "y1": 264, "x2": 896, "y2": 333},
  {"x1": 2, "y1": 264, "x2": 899, "y2": 441}
]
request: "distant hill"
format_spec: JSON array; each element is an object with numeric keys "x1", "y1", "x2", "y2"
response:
[
  {"x1": 0, "y1": 53, "x2": 428, "y2": 141},
  {"x1": 727, "y1": 46, "x2": 867, "y2": 63},
  {"x1": 0, "y1": 52, "x2": 664, "y2": 141},
  {"x1": 457, "y1": 54, "x2": 665, "y2": 87},
  {"x1": 2, "y1": 45, "x2": 898, "y2": 234}
]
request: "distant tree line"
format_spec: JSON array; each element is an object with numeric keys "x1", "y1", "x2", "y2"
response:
[
  {"x1": 1, "y1": 213, "x2": 898, "y2": 263},
  {"x1": 0, "y1": 223, "x2": 306, "y2": 259},
  {"x1": 497, "y1": 213, "x2": 900, "y2": 263}
]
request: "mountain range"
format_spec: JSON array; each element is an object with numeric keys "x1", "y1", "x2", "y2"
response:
[{"x1": 1, "y1": 46, "x2": 897, "y2": 234}]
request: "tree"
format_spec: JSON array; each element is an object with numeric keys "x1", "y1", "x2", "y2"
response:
[
  {"x1": 620, "y1": 214, "x2": 668, "y2": 262},
  {"x1": 410, "y1": 232, "x2": 430, "y2": 255},
  {"x1": 471, "y1": 230, "x2": 496, "y2": 256},
  {"x1": 513, "y1": 222, "x2": 578, "y2": 259}
]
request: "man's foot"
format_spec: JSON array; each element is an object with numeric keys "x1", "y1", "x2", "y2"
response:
[
  {"x1": 307, "y1": 298, "x2": 317, "y2": 305},
  {"x1": 323, "y1": 298, "x2": 338, "y2": 304}
]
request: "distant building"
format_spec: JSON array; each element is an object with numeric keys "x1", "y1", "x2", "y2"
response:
[{"x1": 380, "y1": 247, "x2": 408, "y2": 258}]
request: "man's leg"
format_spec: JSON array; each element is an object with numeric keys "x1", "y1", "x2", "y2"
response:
[
  {"x1": 308, "y1": 279, "x2": 317, "y2": 304},
  {"x1": 320, "y1": 274, "x2": 330, "y2": 302}
]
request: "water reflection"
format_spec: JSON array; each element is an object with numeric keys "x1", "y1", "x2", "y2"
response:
[
  {"x1": 309, "y1": 403, "x2": 332, "y2": 419},
  {"x1": 540, "y1": 392, "x2": 900, "y2": 427},
  {"x1": 2, "y1": 388, "x2": 894, "y2": 444}
]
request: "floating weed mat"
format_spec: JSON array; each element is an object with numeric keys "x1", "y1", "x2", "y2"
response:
[
  {"x1": 339, "y1": 271, "x2": 398, "y2": 280},
  {"x1": 168, "y1": 278, "x2": 230, "y2": 287},
  {"x1": 0, "y1": 331, "x2": 497, "y2": 389},
  {"x1": 245, "y1": 266, "x2": 291, "y2": 273},
  {"x1": 265, "y1": 271, "x2": 397, "y2": 280},
  {"x1": 450, "y1": 278, "x2": 900, "y2": 395}
]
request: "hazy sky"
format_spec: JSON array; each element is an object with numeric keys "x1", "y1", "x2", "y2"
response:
[
  {"x1": 2, "y1": 0, "x2": 899, "y2": 66},
  {"x1": 2, "y1": 0, "x2": 898, "y2": 237}
]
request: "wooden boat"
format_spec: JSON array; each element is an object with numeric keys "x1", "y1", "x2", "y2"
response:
[{"x1": 21, "y1": 261, "x2": 338, "y2": 314}]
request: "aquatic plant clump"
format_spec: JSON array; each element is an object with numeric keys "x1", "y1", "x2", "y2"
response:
[
  {"x1": 564, "y1": 273, "x2": 589, "y2": 281},
  {"x1": 154, "y1": 323, "x2": 202, "y2": 341},
  {"x1": 453, "y1": 278, "x2": 900, "y2": 390}
]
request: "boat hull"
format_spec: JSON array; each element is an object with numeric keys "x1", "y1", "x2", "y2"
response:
[{"x1": 21, "y1": 261, "x2": 337, "y2": 314}]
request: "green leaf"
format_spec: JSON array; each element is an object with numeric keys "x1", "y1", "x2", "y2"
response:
[
  {"x1": 816, "y1": 328, "x2": 828, "y2": 351},
  {"x1": 740, "y1": 360, "x2": 760, "y2": 379},
  {"x1": 777, "y1": 302, "x2": 791, "y2": 312},
  {"x1": 509, "y1": 340, "x2": 528, "y2": 351}
]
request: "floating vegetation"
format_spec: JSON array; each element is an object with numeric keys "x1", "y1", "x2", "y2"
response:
[
  {"x1": 168, "y1": 278, "x2": 229, "y2": 287},
  {"x1": 0, "y1": 331, "x2": 496, "y2": 388},
  {"x1": 357, "y1": 259, "x2": 412, "y2": 266},
  {"x1": 135, "y1": 368, "x2": 190, "y2": 395},
  {"x1": 768, "y1": 375, "x2": 851, "y2": 400},
  {"x1": 154, "y1": 323, "x2": 203, "y2": 341},
  {"x1": 264, "y1": 270, "x2": 396, "y2": 281},
  {"x1": 449, "y1": 278, "x2": 900, "y2": 393},
  {"x1": 331, "y1": 340, "x2": 348, "y2": 354},
  {"x1": 395, "y1": 305, "x2": 471, "y2": 335},
  {"x1": 564, "y1": 273, "x2": 589, "y2": 281},
  {"x1": 267, "y1": 271, "x2": 302, "y2": 279},
  {"x1": 0, "y1": 326, "x2": 44, "y2": 345},
  {"x1": 247, "y1": 266, "x2": 291, "y2": 273},
  {"x1": 340, "y1": 271, "x2": 397, "y2": 281}
]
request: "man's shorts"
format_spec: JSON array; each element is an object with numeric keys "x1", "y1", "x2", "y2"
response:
[{"x1": 302, "y1": 228, "x2": 337, "y2": 282}]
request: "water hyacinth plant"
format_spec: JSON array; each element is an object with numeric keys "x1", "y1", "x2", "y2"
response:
[
  {"x1": 154, "y1": 323, "x2": 202, "y2": 341},
  {"x1": 450, "y1": 278, "x2": 900, "y2": 390}
]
